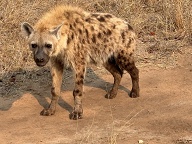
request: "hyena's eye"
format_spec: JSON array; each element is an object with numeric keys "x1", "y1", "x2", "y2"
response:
[
  {"x1": 31, "y1": 44, "x2": 38, "y2": 49},
  {"x1": 45, "y1": 44, "x2": 52, "y2": 49}
]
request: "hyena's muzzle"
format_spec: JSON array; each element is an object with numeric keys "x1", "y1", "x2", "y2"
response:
[{"x1": 33, "y1": 48, "x2": 50, "y2": 67}]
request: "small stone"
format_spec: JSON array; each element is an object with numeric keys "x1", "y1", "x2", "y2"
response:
[
  {"x1": 9, "y1": 75, "x2": 16, "y2": 82},
  {"x1": 138, "y1": 140, "x2": 144, "y2": 143}
]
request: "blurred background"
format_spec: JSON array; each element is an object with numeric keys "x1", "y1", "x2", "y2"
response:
[{"x1": 0, "y1": 0, "x2": 191, "y2": 76}]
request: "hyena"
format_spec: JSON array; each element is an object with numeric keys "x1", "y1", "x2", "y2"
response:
[{"x1": 21, "y1": 5, "x2": 139, "y2": 120}]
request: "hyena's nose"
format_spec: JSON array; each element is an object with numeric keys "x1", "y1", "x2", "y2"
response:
[
  {"x1": 35, "y1": 57, "x2": 44, "y2": 63},
  {"x1": 37, "y1": 58, "x2": 44, "y2": 62}
]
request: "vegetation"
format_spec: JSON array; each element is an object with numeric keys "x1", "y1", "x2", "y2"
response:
[{"x1": 0, "y1": 0, "x2": 191, "y2": 76}]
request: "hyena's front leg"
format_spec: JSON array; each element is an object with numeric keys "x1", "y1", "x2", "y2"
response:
[
  {"x1": 40, "y1": 61, "x2": 64, "y2": 116},
  {"x1": 69, "y1": 64, "x2": 86, "y2": 120}
]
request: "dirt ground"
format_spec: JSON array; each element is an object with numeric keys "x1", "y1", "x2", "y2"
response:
[{"x1": 0, "y1": 46, "x2": 192, "y2": 144}]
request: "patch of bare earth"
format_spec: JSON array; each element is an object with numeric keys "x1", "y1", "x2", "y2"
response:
[{"x1": 0, "y1": 46, "x2": 192, "y2": 144}]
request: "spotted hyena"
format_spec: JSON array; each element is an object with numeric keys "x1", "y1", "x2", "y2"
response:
[{"x1": 21, "y1": 5, "x2": 139, "y2": 120}]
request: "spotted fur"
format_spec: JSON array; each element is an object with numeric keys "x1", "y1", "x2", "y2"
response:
[{"x1": 21, "y1": 5, "x2": 140, "y2": 119}]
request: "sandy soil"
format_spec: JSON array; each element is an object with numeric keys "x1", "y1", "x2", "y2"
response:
[{"x1": 0, "y1": 47, "x2": 192, "y2": 144}]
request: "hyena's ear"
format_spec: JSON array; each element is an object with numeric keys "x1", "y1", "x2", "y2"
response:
[
  {"x1": 21, "y1": 22, "x2": 34, "y2": 38},
  {"x1": 50, "y1": 23, "x2": 64, "y2": 40}
]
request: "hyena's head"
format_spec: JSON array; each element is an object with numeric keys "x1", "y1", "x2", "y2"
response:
[{"x1": 21, "y1": 22, "x2": 63, "y2": 67}]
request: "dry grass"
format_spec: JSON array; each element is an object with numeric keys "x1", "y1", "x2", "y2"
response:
[{"x1": 0, "y1": 0, "x2": 191, "y2": 77}]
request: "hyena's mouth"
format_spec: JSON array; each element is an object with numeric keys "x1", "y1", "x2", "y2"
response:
[
  {"x1": 35, "y1": 62, "x2": 48, "y2": 67},
  {"x1": 34, "y1": 59, "x2": 49, "y2": 67}
]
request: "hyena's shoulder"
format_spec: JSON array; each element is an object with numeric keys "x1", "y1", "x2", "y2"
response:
[{"x1": 34, "y1": 5, "x2": 87, "y2": 32}]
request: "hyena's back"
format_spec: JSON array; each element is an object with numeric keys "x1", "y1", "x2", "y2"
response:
[{"x1": 35, "y1": 5, "x2": 136, "y2": 66}]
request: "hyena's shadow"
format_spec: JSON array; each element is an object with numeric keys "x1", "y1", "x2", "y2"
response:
[
  {"x1": 62, "y1": 67, "x2": 130, "y2": 96},
  {"x1": 84, "y1": 68, "x2": 130, "y2": 94},
  {"x1": 0, "y1": 68, "x2": 71, "y2": 112},
  {"x1": 0, "y1": 67, "x2": 130, "y2": 112}
]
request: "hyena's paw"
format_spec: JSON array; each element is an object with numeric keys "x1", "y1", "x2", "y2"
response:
[
  {"x1": 69, "y1": 106, "x2": 83, "y2": 120},
  {"x1": 130, "y1": 89, "x2": 140, "y2": 98},
  {"x1": 105, "y1": 91, "x2": 117, "y2": 99},
  {"x1": 40, "y1": 108, "x2": 55, "y2": 116}
]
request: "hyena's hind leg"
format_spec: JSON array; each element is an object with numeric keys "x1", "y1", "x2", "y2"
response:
[
  {"x1": 117, "y1": 51, "x2": 140, "y2": 98},
  {"x1": 126, "y1": 61, "x2": 139, "y2": 98},
  {"x1": 40, "y1": 60, "x2": 64, "y2": 116},
  {"x1": 104, "y1": 57, "x2": 123, "y2": 99},
  {"x1": 69, "y1": 62, "x2": 86, "y2": 120}
]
